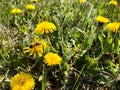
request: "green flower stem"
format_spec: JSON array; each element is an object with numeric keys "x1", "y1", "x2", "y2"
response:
[
  {"x1": 42, "y1": 64, "x2": 47, "y2": 90},
  {"x1": 72, "y1": 64, "x2": 86, "y2": 90},
  {"x1": 47, "y1": 34, "x2": 57, "y2": 52}
]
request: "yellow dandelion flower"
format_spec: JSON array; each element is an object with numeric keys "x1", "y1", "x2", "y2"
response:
[
  {"x1": 24, "y1": 38, "x2": 47, "y2": 57},
  {"x1": 96, "y1": 15, "x2": 110, "y2": 24},
  {"x1": 26, "y1": 4, "x2": 35, "y2": 10},
  {"x1": 44, "y1": 52, "x2": 62, "y2": 66},
  {"x1": 10, "y1": 72, "x2": 35, "y2": 90},
  {"x1": 30, "y1": 0, "x2": 38, "y2": 2},
  {"x1": 79, "y1": 0, "x2": 86, "y2": 3},
  {"x1": 11, "y1": 8, "x2": 22, "y2": 14},
  {"x1": 108, "y1": 0, "x2": 118, "y2": 6},
  {"x1": 34, "y1": 21, "x2": 56, "y2": 34},
  {"x1": 106, "y1": 22, "x2": 120, "y2": 32}
]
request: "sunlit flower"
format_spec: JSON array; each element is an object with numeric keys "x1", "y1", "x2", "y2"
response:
[
  {"x1": 10, "y1": 72, "x2": 35, "y2": 90},
  {"x1": 108, "y1": 0, "x2": 118, "y2": 6},
  {"x1": 11, "y1": 8, "x2": 22, "y2": 14},
  {"x1": 79, "y1": 0, "x2": 86, "y2": 3},
  {"x1": 30, "y1": 0, "x2": 38, "y2": 2},
  {"x1": 106, "y1": 22, "x2": 120, "y2": 32},
  {"x1": 44, "y1": 52, "x2": 62, "y2": 66},
  {"x1": 34, "y1": 21, "x2": 56, "y2": 34},
  {"x1": 96, "y1": 15, "x2": 110, "y2": 24},
  {"x1": 26, "y1": 4, "x2": 35, "y2": 10},
  {"x1": 24, "y1": 38, "x2": 47, "y2": 57}
]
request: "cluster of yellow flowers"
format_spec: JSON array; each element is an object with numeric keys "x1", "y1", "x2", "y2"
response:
[
  {"x1": 11, "y1": 0, "x2": 62, "y2": 66},
  {"x1": 11, "y1": 0, "x2": 36, "y2": 14},
  {"x1": 10, "y1": 19, "x2": 61, "y2": 89},
  {"x1": 24, "y1": 21, "x2": 58, "y2": 58},
  {"x1": 9, "y1": 0, "x2": 119, "y2": 89},
  {"x1": 24, "y1": 20, "x2": 62, "y2": 66},
  {"x1": 10, "y1": 52, "x2": 62, "y2": 90},
  {"x1": 96, "y1": 15, "x2": 120, "y2": 32},
  {"x1": 10, "y1": 0, "x2": 62, "y2": 89},
  {"x1": 96, "y1": 0, "x2": 119, "y2": 32},
  {"x1": 23, "y1": 19, "x2": 62, "y2": 67}
]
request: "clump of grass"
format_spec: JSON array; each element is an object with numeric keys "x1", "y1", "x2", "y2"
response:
[{"x1": 0, "y1": 0, "x2": 120, "y2": 90}]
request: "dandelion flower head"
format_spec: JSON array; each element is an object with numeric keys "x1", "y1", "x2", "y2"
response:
[
  {"x1": 11, "y1": 8, "x2": 22, "y2": 14},
  {"x1": 108, "y1": 0, "x2": 118, "y2": 6},
  {"x1": 10, "y1": 72, "x2": 35, "y2": 90},
  {"x1": 96, "y1": 15, "x2": 110, "y2": 24},
  {"x1": 26, "y1": 4, "x2": 35, "y2": 10},
  {"x1": 44, "y1": 52, "x2": 62, "y2": 66},
  {"x1": 30, "y1": 0, "x2": 38, "y2": 2},
  {"x1": 34, "y1": 21, "x2": 56, "y2": 34},
  {"x1": 24, "y1": 38, "x2": 47, "y2": 57},
  {"x1": 106, "y1": 22, "x2": 120, "y2": 32},
  {"x1": 79, "y1": 0, "x2": 86, "y2": 3}
]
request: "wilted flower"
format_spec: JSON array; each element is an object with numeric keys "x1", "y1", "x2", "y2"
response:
[
  {"x1": 108, "y1": 0, "x2": 118, "y2": 6},
  {"x1": 11, "y1": 8, "x2": 22, "y2": 14},
  {"x1": 10, "y1": 72, "x2": 35, "y2": 90},
  {"x1": 96, "y1": 15, "x2": 110, "y2": 24},
  {"x1": 26, "y1": 4, "x2": 35, "y2": 10},
  {"x1": 24, "y1": 38, "x2": 47, "y2": 57},
  {"x1": 44, "y1": 52, "x2": 62, "y2": 66},
  {"x1": 34, "y1": 21, "x2": 56, "y2": 34},
  {"x1": 106, "y1": 22, "x2": 120, "y2": 32}
]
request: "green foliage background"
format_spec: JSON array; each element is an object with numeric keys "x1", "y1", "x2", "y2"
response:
[{"x1": 0, "y1": 0, "x2": 120, "y2": 90}]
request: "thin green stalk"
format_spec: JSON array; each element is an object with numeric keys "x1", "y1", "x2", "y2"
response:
[
  {"x1": 109, "y1": 33, "x2": 117, "y2": 52},
  {"x1": 47, "y1": 34, "x2": 57, "y2": 52},
  {"x1": 42, "y1": 64, "x2": 47, "y2": 90},
  {"x1": 72, "y1": 64, "x2": 86, "y2": 90},
  {"x1": 0, "y1": 52, "x2": 7, "y2": 62}
]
